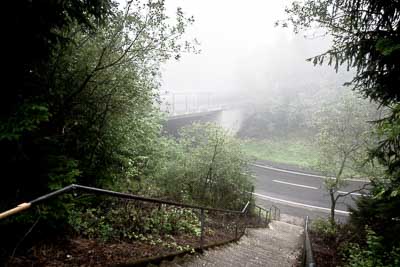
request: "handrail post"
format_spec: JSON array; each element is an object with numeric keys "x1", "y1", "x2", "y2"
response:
[
  {"x1": 265, "y1": 210, "x2": 268, "y2": 224},
  {"x1": 200, "y1": 208, "x2": 205, "y2": 249},
  {"x1": 235, "y1": 214, "x2": 238, "y2": 239},
  {"x1": 269, "y1": 207, "x2": 272, "y2": 221}
]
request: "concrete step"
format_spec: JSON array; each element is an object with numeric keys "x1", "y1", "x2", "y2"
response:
[{"x1": 162, "y1": 219, "x2": 303, "y2": 267}]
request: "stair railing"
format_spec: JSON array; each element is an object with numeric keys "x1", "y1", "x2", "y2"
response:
[
  {"x1": 302, "y1": 215, "x2": 316, "y2": 267},
  {"x1": 0, "y1": 184, "x2": 269, "y2": 252}
]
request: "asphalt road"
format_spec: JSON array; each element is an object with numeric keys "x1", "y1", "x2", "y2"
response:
[{"x1": 250, "y1": 160, "x2": 369, "y2": 222}]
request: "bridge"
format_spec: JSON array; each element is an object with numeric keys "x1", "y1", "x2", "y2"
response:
[
  {"x1": 159, "y1": 91, "x2": 225, "y2": 118},
  {"x1": 160, "y1": 91, "x2": 243, "y2": 136}
]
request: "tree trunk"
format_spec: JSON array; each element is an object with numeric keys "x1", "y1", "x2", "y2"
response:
[{"x1": 329, "y1": 188, "x2": 336, "y2": 226}]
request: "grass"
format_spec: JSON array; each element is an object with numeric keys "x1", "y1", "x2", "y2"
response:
[
  {"x1": 241, "y1": 137, "x2": 320, "y2": 170},
  {"x1": 241, "y1": 137, "x2": 370, "y2": 178}
]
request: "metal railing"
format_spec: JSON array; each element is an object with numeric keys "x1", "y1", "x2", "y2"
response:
[
  {"x1": 0, "y1": 184, "x2": 271, "y2": 254},
  {"x1": 269, "y1": 204, "x2": 280, "y2": 221},
  {"x1": 254, "y1": 205, "x2": 271, "y2": 225},
  {"x1": 302, "y1": 216, "x2": 316, "y2": 267}
]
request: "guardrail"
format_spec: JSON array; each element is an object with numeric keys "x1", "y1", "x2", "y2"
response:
[
  {"x1": 302, "y1": 215, "x2": 316, "y2": 267},
  {"x1": 0, "y1": 184, "x2": 270, "y2": 256}
]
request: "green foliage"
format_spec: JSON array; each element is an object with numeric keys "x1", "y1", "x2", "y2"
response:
[
  {"x1": 344, "y1": 228, "x2": 400, "y2": 267},
  {"x1": 312, "y1": 218, "x2": 338, "y2": 238},
  {"x1": 45, "y1": 1, "x2": 196, "y2": 190},
  {"x1": 312, "y1": 92, "x2": 380, "y2": 224},
  {"x1": 350, "y1": 194, "x2": 400, "y2": 249},
  {"x1": 376, "y1": 39, "x2": 400, "y2": 57},
  {"x1": 48, "y1": 157, "x2": 80, "y2": 190},
  {"x1": 153, "y1": 123, "x2": 253, "y2": 210},
  {"x1": 1, "y1": 1, "x2": 199, "y2": 262},
  {"x1": 281, "y1": 2, "x2": 400, "y2": 258},
  {"x1": 1, "y1": 0, "x2": 196, "y2": 206},
  {"x1": 314, "y1": 92, "x2": 378, "y2": 178},
  {"x1": 238, "y1": 99, "x2": 311, "y2": 139},
  {"x1": 1, "y1": 0, "x2": 112, "y2": 198},
  {"x1": 274, "y1": 2, "x2": 400, "y2": 264},
  {"x1": 281, "y1": 0, "x2": 400, "y2": 105},
  {"x1": 0, "y1": 104, "x2": 49, "y2": 142},
  {"x1": 370, "y1": 105, "x2": 400, "y2": 197},
  {"x1": 241, "y1": 137, "x2": 319, "y2": 169},
  {"x1": 68, "y1": 200, "x2": 201, "y2": 242}
]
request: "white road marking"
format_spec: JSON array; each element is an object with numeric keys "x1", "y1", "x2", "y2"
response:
[
  {"x1": 272, "y1": 179, "x2": 318, "y2": 190},
  {"x1": 253, "y1": 192, "x2": 350, "y2": 215},
  {"x1": 250, "y1": 163, "x2": 366, "y2": 182},
  {"x1": 272, "y1": 180, "x2": 364, "y2": 196},
  {"x1": 251, "y1": 163, "x2": 326, "y2": 178},
  {"x1": 337, "y1": 191, "x2": 363, "y2": 196}
]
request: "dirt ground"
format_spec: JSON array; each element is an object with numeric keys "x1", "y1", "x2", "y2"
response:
[{"x1": 7, "y1": 230, "x2": 237, "y2": 267}]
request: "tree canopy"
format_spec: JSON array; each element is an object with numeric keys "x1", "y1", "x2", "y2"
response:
[
  {"x1": 281, "y1": 0, "x2": 400, "y2": 257},
  {"x1": 0, "y1": 0, "x2": 195, "y2": 209},
  {"x1": 282, "y1": 0, "x2": 400, "y2": 105}
]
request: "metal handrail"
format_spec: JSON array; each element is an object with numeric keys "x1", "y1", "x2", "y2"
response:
[
  {"x1": 272, "y1": 204, "x2": 280, "y2": 220},
  {"x1": 303, "y1": 216, "x2": 316, "y2": 267},
  {"x1": 0, "y1": 184, "x2": 250, "y2": 220},
  {"x1": 241, "y1": 201, "x2": 251, "y2": 213},
  {"x1": 1, "y1": 184, "x2": 275, "y2": 264},
  {"x1": 254, "y1": 204, "x2": 271, "y2": 224},
  {"x1": 245, "y1": 187, "x2": 280, "y2": 222}
]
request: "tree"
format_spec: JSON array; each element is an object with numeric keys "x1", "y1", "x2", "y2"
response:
[
  {"x1": 0, "y1": 0, "x2": 196, "y2": 213},
  {"x1": 153, "y1": 123, "x2": 253, "y2": 210},
  {"x1": 1, "y1": 0, "x2": 112, "y2": 143},
  {"x1": 45, "y1": 1, "x2": 196, "y2": 189},
  {"x1": 280, "y1": 0, "x2": 400, "y2": 105},
  {"x1": 0, "y1": 0, "x2": 197, "y2": 261},
  {"x1": 314, "y1": 92, "x2": 377, "y2": 224},
  {"x1": 280, "y1": 0, "x2": 400, "y2": 254}
]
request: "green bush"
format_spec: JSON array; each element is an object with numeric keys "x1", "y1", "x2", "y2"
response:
[
  {"x1": 67, "y1": 200, "x2": 201, "y2": 242},
  {"x1": 343, "y1": 227, "x2": 400, "y2": 267},
  {"x1": 311, "y1": 218, "x2": 338, "y2": 238},
  {"x1": 153, "y1": 123, "x2": 253, "y2": 210}
]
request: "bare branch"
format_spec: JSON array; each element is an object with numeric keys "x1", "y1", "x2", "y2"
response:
[{"x1": 335, "y1": 182, "x2": 370, "y2": 202}]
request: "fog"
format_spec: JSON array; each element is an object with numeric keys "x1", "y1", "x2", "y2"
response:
[{"x1": 161, "y1": 0, "x2": 352, "y2": 109}]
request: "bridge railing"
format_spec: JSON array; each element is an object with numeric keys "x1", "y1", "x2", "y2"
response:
[{"x1": 1, "y1": 184, "x2": 271, "y2": 265}]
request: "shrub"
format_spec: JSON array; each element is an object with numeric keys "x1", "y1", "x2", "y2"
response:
[
  {"x1": 311, "y1": 218, "x2": 338, "y2": 238},
  {"x1": 153, "y1": 123, "x2": 253, "y2": 210},
  {"x1": 343, "y1": 227, "x2": 400, "y2": 267},
  {"x1": 67, "y1": 199, "x2": 201, "y2": 242}
]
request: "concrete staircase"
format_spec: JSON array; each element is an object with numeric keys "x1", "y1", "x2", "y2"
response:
[{"x1": 160, "y1": 219, "x2": 304, "y2": 267}]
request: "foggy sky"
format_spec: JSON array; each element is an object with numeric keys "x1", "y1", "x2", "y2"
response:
[{"x1": 161, "y1": 0, "x2": 351, "y2": 105}]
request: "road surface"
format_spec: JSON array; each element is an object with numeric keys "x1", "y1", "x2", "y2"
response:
[{"x1": 250, "y1": 160, "x2": 369, "y2": 222}]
